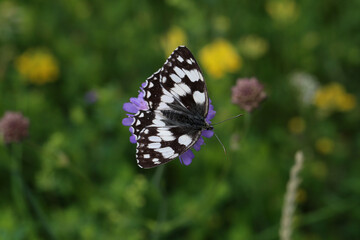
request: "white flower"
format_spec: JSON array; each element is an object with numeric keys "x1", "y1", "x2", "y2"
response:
[{"x1": 289, "y1": 72, "x2": 319, "y2": 106}]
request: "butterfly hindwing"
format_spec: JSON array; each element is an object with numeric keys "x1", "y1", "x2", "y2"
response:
[
  {"x1": 132, "y1": 46, "x2": 209, "y2": 168},
  {"x1": 136, "y1": 126, "x2": 202, "y2": 168}
]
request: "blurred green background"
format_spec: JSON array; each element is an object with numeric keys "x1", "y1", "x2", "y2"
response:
[{"x1": 1, "y1": 0, "x2": 359, "y2": 239}]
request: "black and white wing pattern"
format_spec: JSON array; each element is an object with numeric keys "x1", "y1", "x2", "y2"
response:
[{"x1": 131, "y1": 46, "x2": 211, "y2": 168}]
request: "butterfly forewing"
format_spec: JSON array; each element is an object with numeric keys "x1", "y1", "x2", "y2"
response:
[
  {"x1": 131, "y1": 46, "x2": 209, "y2": 168},
  {"x1": 160, "y1": 47, "x2": 209, "y2": 117}
]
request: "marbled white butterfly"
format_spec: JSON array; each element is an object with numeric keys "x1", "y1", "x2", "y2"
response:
[{"x1": 123, "y1": 46, "x2": 215, "y2": 168}]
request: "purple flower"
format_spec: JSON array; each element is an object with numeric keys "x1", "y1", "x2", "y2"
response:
[
  {"x1": 123, "y1": 84, "x2": 216, "y2": 166},
  {"x1": 122, "y1": 89, "x2": 149, "y2": 144},
  {"x1": 232, "y1": 77, "x2": 267, "y2": 112},
  {"x1": 0, "y1": 111, "x2": 29, "y2": 144}
]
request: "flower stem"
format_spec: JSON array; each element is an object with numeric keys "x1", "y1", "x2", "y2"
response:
[
  {"x1": 243, "y1": 113, "x2": 252, "y2": 137},
  {"x1": 10, "y1": 144, "x2": 32, "y2": 226},
  {"x1": 151, "y1": 165, "x2": 167, "y2": 240},
  {"x1": 10, "y1": 143, "x2": 56, "y2": 239},
  {"x1": 23, "y1": 184, "x2": 57, "y2": 240}
]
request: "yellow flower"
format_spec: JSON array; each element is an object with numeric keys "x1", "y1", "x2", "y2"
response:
[
  {"x1": 337, "y1": 93, "x2": 356, "y2": 111},
  {"x1": 266, "y1": 0, "x2": 299, "y2": 24},
  {"x1": 314, "y1": 83, "x2": 356, "y2": 112},
  {"x1": 161, "y1": 26, "x2": 187, "y2": 56},
  {"x1": 238, "y1": 35, "x2": 269, "y2": 59},
  {"x1": 199, "y1": 39, "x2": 242, "y2": 79},
  {"x1": 288, "y1": 117, "x2": 306, "y2": 134},
  {"x1": 315, "y1": 137, "x2": 334, "y2": 155},
  {"x1": 15, "y1": 48, "x2": 59, "y2": 85}
]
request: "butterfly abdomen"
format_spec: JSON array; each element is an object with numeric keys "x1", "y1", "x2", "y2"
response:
[{"x1": 161, "y1": 110, "x2": 206, "y2": 131}]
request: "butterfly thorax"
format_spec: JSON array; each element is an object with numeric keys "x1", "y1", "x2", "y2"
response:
[{"x1": 161, "y1": 110, "x2": 212, "y2": 131}]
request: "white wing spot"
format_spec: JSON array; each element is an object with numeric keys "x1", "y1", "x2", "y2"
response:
[
  {"x1": 162, "y1": 76, "x2": 167, "y2": 83},
  {"x1": 155, "y1": 147, "x2": 175, "y2": 158},
  {"x1": 146, "y1": 91, "x2": 151, "y2": 98},
  {"x1": 153, "y1": 119, "x2": 165, "y2": 127},
  {"x1": 152, "y1": 158, "x2": 161, "y2": 164},
  {"x1": 144, "y1": 129, "x2": 149, "y2": 134},
  {"x1": 190, "y1": 69, "x2": 200, "y2": 82},
  {"x1": 162, "y1": 135, "x2": 176, "y2": 141},
  {"x1": 193, "y1": 91, "x2": 205, "y2": 104},
  {"x1": 170, "y1": 74, "x2": 181, "y2": 83},
  {"x1": 177, "y1": 56, "x2": 184, "y2": 62},
  {"x1": 186, "y1": 59, "x2": 192, "y2": 65},
  {"x1": 184, "y1": 69, "x2": 198, "y2": 82},
  {"x1": 199, "y1": 73, "x2": 204, "y2": 81},
  {"x1": 177, "y1": 83, "x2": 191, "y2": 94},
  {"x1": 148, "y1": 142, "x2": 161, "y2": 149},
  {"x1": 161, "y1": 95, "x2": 174, "y2": 103},
  {"x1": 149, "y1": 136, "x2": 162, "y2": 142},
  {"x1": 171, "y1": 84, "x2": 187, "y2": 96},
  {"x1": 149, "y1": 82, "x2": 154, "y2": 88},
  {"x1": 144, "y1": 154, "x2": 150, "y2": 159},
  {"x1": 158, "y1": 102, "x2": 169, "y2": 110},
  {"x1": 174, "y1": 66, "x2": 185, "y2": 78},
  {"x1": 178, "y1": 134, "x2": 192, "y2": 146},
  {"x1": 157, "y1": 129, "x2": 175, "y2": 141}
]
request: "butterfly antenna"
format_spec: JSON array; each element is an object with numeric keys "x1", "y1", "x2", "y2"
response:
[
  {"x1": 213, "y1": 132, "x2": 232, "y2": 184},
  {"x1": 212, "y1": 113, "x2": 243, "y2": 126},
  {"x1": 214, "y1": 132, "x2": 227, "y2": 158}
]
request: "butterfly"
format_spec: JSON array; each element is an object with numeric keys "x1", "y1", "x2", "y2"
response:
[{"x1": 124, "y1": 46, "x2": 214, "y2": 168}]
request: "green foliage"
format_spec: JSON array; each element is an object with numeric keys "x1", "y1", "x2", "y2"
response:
[{"x1": 1, "y1": 0, "x2": 360, "y2": 239}]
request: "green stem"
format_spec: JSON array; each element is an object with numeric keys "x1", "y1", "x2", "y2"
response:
[
  {"x1": 24, "y1": 185, "x2": 56, "y2": 240},
  {"x1": 10, "y1": 143, "x2": 56, "y2": 239},
  {"x1": 152, "y1": 165, "x2": 165, "y2": 188},
  {"x1": 151, "y1": 165, "x2": 167, "y2": 240},
  {"x1": 10, "y1": 144, "x2": 27, "y2": 218},
  {"x1": 10, "y1": 143, "x2": 36, "y2": 238},
  {"x1": 243, "y1": 113, "x2": 252, "y2": 137}
]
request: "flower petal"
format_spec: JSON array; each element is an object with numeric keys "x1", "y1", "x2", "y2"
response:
[
  {"x1": 179, "y1": 149, "x2": 194, "y2": 166},
  {"x1": 206, "y1": 109, "x2": 216, "y2": 122},
  {"x1": 130, "y1": 135, "x2": 137, "y2": 144},
  {"x1": 193, "y1": 137, "x2": 204, "y2": 151},
  {"x1": 123, "y1": 102, "x2": 138, "y2": 113},
  {"x1": 130, "y1": 93, "x2": 148, "y2": 111},
  {"x1": 122, "y1": 117, "x2": 133, "y2": 126},
  {"x1": 202, "y1": 130, "x2": 214, "y2": 138}
]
